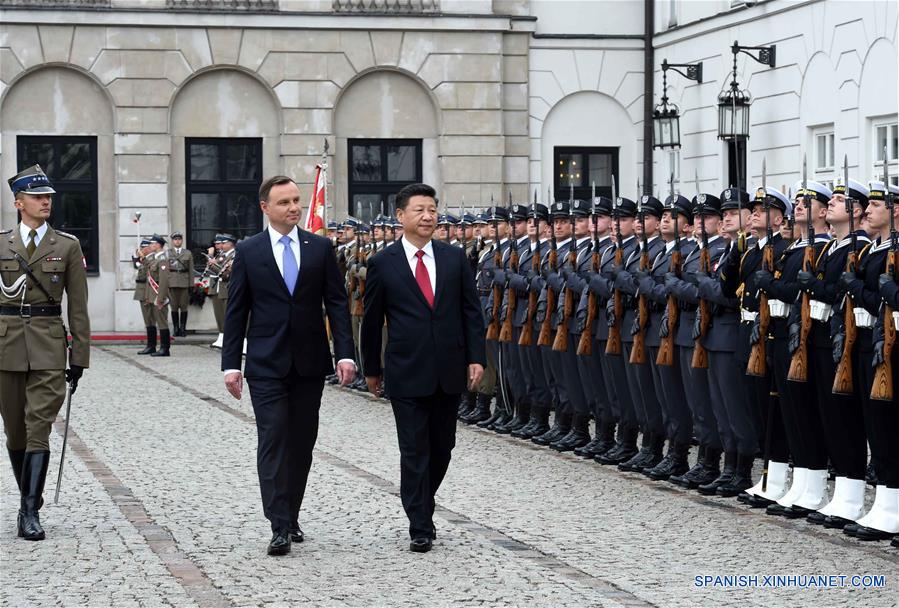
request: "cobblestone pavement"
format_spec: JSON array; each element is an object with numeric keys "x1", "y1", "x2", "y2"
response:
[{"x1": 2, "y1": 344, "x2": 896, "y2": 608}]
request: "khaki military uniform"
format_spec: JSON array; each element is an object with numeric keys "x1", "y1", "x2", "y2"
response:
[
  {"x1": 166, "y1": 247, "x2": 194, "y2": 312},
  {"x1": 0, "y1": 225, "x2": 90, "y2": 451},
  {"x1": 133, "y1": 254, "x2": 154, "y2": 327},
  {"x1": 215, "y1": 249, "x2": 235, "y2": 327},
  {"x1": 145, "y1": 251, "x2": 170, "y2": 330}
]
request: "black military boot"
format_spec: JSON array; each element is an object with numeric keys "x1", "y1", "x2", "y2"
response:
[
  {"x1": 620, "y1": 433, "x2": 663, "y2": 473},
  {"x1": 532, "y1": 411, "x2": 571, "y2": 446},
  {"x1": 150, "y1": 329, "x2": 171, "y2": 357},
  {"x1": 171, "y1": 311, "x2": 180, "y2": 337},
  {"x1": 179, "y1": 311, "x2": 189, "y2": 337},
  {"x1": 892, "y1": 535, "x2": 899, "y2": 548},
  {"x1": 574, "y1": 437, "x2": 603, "y2": 458},
  {"x1": 676, "y1": 446, "x2": 722, "y2": 490},
  {"x1": 457, "y1": 392, "x2": 474, "y2": 419},
  {"x1": 596, "y1": 424, "x2": 638, "y2": 465},
  {"x1": 551, "y1": 414, "x2": 590, "y2": 452},
  {"x1": 18, "y1": 451, "x2": 50, "y2": 541},
  {"x1": 592, "y1": 419, "x2": 618, "y2": 457},
  {"x1": 513, "y1": 405, "x2": 549, "y2": 439},
  {"x1": 8, "y1": 448, "x2": 25, "y2": 490},
  {"x1": 698, "y1": 451, "x2": 736, "y2": 495},
  {"x1": 138, "y1": 326, "x2": 157, "y2": 355},
  {"x1": 478, "y1": 400, "x2": 507, "y2": 429},
  {"x1": 670, "y1": 445, "x2": 706, "y2": 488},
  {"x1": 647, "y1": 442, "x2": 690, "y2": 481},
  {"x1": 496, "y1": 400, "x2": 530, "y2": 434},
  {"x1": 717, "y1": 453, "x2": 754, "y2": 497},
  {"x1": 462, "y1": 393, "x2": 492, "y2": 425}
]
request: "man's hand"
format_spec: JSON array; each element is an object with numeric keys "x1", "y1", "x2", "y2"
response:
[
  {"x1": 467, "y1": 363, "x2": 484, "y2": 391},
  {"x1": 225, "y1": 371, "x2": 243, "y2": 400},
  {"x1": 366, "y1": 376, "x2": 381, "y2": 395},
  {"x1": 336, "y1": 361, "x2": 356, "y2": 386},
  {"x1": 65, "y1": 365, "x2": 84, "y2": 395}
]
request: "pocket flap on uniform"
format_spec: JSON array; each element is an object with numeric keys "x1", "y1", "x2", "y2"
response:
[
  {"x1": 0, "y1": 261, "x2": 19, "y2": 272},
  {"x1": 41, "y1": 261, "x2": 66, "y2": 273},
  {"x1": 49, "y1": 322, "x2": 65, "y2": 338}
]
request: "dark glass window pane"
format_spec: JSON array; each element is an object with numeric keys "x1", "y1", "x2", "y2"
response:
[
  {"x1": 558, "y1": 153, "x2": 584, "y2": 188},
  {"x1": 351, "y1": 194, "x2": 383, "y2": 223},
  {"x1": 53, "y1": 192, "x2": 92, "y2": 230},
  {"x1": 587, "y1": 154, "x2": 612, "y2": 188},
  {"x1": 190, "y1": 193, "x2": 222, "y2": 231},
  {"x1": 190, "y1": 144, "x2": 219, "y2": 181},
  {"x1": 387, "y1": 146, "x2": 416, "y2": 182},
  {"x1": 223, "y1": 192, "x2": 261, "y2": 238},
  {"x1": 352, "y1": 145, "x2": 382, "y2": 182},
  {"x1": 22, "y1": 143, "x2": 55, "y2": 176},
  {"x1": 59, "y1": 142, "x2": 92, "y2": 180},
  {"x1": 226, "y1": 144, "x2": 259, "y2": 181}
]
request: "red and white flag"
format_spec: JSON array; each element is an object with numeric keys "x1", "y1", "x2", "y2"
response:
[{"x1": 304, "y1": 164, "x2": 326, "y2": 235}]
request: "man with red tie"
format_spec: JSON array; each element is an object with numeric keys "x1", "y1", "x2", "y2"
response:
[{"x1": 362, "y1": 183, "x2": 486, "y2": 553}]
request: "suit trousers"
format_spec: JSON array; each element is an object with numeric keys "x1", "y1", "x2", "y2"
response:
[
  {"x1": 247, "y1": 374, "x2": 324, "y2": 533},
  {"x1": 813, "y1": 346, "x2": 866, "y2": 480},
  {"x1": 649, "y1": 346, "x2": 693, "y2": 445},
  {"x1": 390, "y1": 389, "x2": 459, "y2": 538},
  {"x1": 522, "y1": 341, "x2": 552, "y2": 407},
  {"x1": 624, "y1": 343, "x2": 664, "y2": 439},
  {"x1": 678, "y1": 346, "x2": 720, "y2": 450},
  {"x1": 707, "y1": 350, "x2": 754, "y2": 456}
]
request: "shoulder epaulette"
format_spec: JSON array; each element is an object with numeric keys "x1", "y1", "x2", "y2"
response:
[
  {"x1": 55, "y1": 230, "x2": 79, "y2": 241},
  {"x1": 0, "y1": 229, "x2": 11, "y2": 235}
]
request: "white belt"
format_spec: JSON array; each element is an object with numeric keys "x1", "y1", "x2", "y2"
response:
[
  {"x1": 740, "y1": 309, "x2": 758, "y2": 323},
  {"x1": 809, "y1": 300, "x2": 832, "y2": 322},
  {"x1": 853, "y1": 307, "x2": 875, "y2": 329},
  {"x1": 768, "y1": 299, "x2": 791, "y2": 319},
  {"x1": 892, "y1": 310, "x2": 899, "y2": 328}
]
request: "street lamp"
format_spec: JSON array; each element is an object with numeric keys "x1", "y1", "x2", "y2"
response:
[
  {"x1": 717, "y1": 41, "x2": 776, "y2": 141},
  {"x1": 653, "y1": 59, "x2": 703, "y2": 149}
]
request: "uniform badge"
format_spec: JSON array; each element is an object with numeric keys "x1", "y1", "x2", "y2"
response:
[
  {"x1": 45, "y1": 256, "x2": 62, "y2": 262},
  {"x1": 161, "y1": 264, "x2": 167, "y2": 271},
  {"x1": 641, "y1": 195, "x2": 649, "y2": 203},
  {"x1": 50, "y1": 275, "x2": 60, "y2": 283},
  {"x1": 698, "y1": 194, "x2": 707, "y2": 204},
  {"x1": 724, "y1": 190, "x2": 732, "y2": 200}
]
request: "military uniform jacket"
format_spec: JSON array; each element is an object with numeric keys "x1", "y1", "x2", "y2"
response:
[
  {"x1": 510, "y1": 240, "x2": 550, "y2": 330},
  {"x1": 217, "y1": 249, "x2": 235, "y2": 301},
  {"x1": 133, "y1": 255, "x2": 149, "y2": 302},
  {"x1": 667, "y1": 236, "x2": 728, "y2": 348},
  {"x1": 615, "y1": 236, "x2": 665, "y2": 344},
  {"x1": 574, "y1": 235, "x2": 615, "y2": 339},
  {"x1": 145, "y1": 251, "x2": 170, "y2": 305},
  {"x1": 586, "y1": 236, "x2": 638, "y2": 340},
  {"x1": 166, "y1": 247, "x2": 194, "y2": 289},
  {"x1": 841, "y1": 239, "x2": 890, "y2": 354},
  {"x1": 501, "y1": 236, "x2": 535, "y2": 328},
  {"x1": 639, "y1": 239, "x2": 697, "y2": 348},
  {"x1": 559, "y1": 237, "x2": 594, "y2": 333},
  {"x1": 479, "y1": 239, "x2": 510, "y2": 323},
  {"x1": 0, "y1": 224, "x2": 90, "y2": 371},
  {"x1": 534, "y1": 239, "x2": 573, "y2": 327},
  {"x1": 765, "y1": 236, "x2": 830, "y2": 340}
]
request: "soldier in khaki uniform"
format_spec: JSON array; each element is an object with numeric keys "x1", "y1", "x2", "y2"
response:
[
  {"x1": 132, "y1": 238, "x2": 158, "y2": 355},
  {"x1": 166, "y1": 231, "x2": 194, "y2": 337},
  {"x1": 1, "y1": 165, "x2": 90, "y2": 541},
  {"x1": 145, "y1": 235, "x2": 171, "y2": 357},
  {"x1": 213, "y1": 234, "x2": 237, "y2": 349}
]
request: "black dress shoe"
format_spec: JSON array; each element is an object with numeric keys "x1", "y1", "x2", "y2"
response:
[
  {"x1": 410, "y1": 537, "x2": 433, "y2": 553},
  {"x1": 781, "y1": 505, "x2": 813, "y2": 519},
  {"x1": 267, "y1": 531, "x2": 291, "y2": 556},
  {"x1": 891, "y1": 535, "x2": 899, "y2": 548},
  {"x1": 746, "y1": 494, "x2": 775, "y2": 509},
  {"x1": 843, "y1": 522, "x2": 862, "y2": 537},
  {"x1": 289, "y1": 527, "x2": 304, "y2": 543},
  {"x1": 766, "y1": 503, "x2": 791, "y2": 517},
  {"x1": 806, "y1": 511, "x2": 828, "y2": 526},
  {"x1": 852, "y1": 526, "x2": 896, "y2": 541},
  {"x1": 823, "y1": 515, "x2": 853, "y2": 529}
]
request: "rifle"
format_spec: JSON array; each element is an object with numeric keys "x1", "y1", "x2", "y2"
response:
[
  {"x1": 486, "y1": 197, "x2": 503, "y2": 341},
  {"x1": 520, "y1": 191, "x2": 541, "y2": 347},
  {"x1": 553, "y1": 185, "x2": 578, "y2": 352},
  {"x1": 833, "y1": 156, "x2": 858, "y2": 395},
  {"x1": 499, "y1": 194, "x2": 520, "y2": 343},
  {"x1": 353, "y1": 237, "x2": 368, "y2": 317},
  {"x1": 657, "y1": 172, "x2": 681, "y2": 366},
  {"x1": 691, "y1": 169, "x2": 711, "y2": 369},
  {"x1": 578, "y1": 183, "x2": 601, "y2": 356},
  {"x1": 871, "y1": 152, "x2": 896, "y2": 401},
  {"x1": 788, "y1": 154, "x2": 814, "y2": 382},
  {"x1": 538, "y1": 188, "x2": 558, "y2": 347},
  {"x1": 606, "y1": 176, "x2": 624, "y2": 356},
  {"x1": 629, "y1": 197, "x2": 650, "y2": 364},
  {"x1": 747, "y1": 159, "x2": 773, "y2": 377}
]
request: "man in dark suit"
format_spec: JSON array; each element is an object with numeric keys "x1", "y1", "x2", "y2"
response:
[
  {"x1": 221, "y1": 175, "x2": 355, "y2": 556},
  {"x1": 361, "y1": 183, "x2": 486, "y2": 553}
]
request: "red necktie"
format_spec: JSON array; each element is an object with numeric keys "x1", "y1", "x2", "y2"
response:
[{"x1": 415, "y1": 250, "x2": 434, "y2": 308}]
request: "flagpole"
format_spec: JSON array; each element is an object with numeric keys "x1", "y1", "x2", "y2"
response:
[{"x1": 321, "y1": 138, "x2": 329, "y2": 231}]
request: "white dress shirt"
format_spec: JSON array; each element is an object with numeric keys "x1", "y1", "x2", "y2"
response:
[
  {"x1": 400, "y1": 236, "x2": 436, "y2": 294},
  {"x1": 20, "y1": 222, "x2": 48, "y2": 251}
]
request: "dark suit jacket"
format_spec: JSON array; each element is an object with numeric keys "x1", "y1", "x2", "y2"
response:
[
  {"x1": 361, "y1": 238, "x2": 486, "y2": 398},
  {"x1": 221, "y1": 228, "x2": 354, "y2": 379}
]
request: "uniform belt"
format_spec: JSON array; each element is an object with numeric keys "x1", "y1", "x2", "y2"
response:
[
  {"x1": 171, "y1": 269, "x2": 189, "y2": 273},
  {"x1": 135, "y1": 279, "x2": 147, "y2": 283},
  {"x1": 740, "y1": 308, "x2": 758, "y2": 323},
  {"x1": 0, "y1": 304, "x2": 62, "y2": 317}
]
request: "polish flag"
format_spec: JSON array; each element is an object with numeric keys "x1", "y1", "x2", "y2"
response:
[{"x1": 304, "y1": 164, "x2": 326, "y2": 235}]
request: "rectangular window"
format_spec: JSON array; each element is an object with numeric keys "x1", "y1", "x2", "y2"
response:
[
  {"x1": 185, "y1": 138, "x2": 263, "y2": 268},
  {"x1": 347, "y1": 139, "x2": 422, "y2": 222},
  {"x1": 16, "y1": 136, "x2": 99, "y2": 274},
  {"x1": 873, "y1": 121, "x2": 898, "y2": 186},
  {"x1": 815, "y1": 131, "x2": 834, "y2": 172},
  {"x1": 553, "y1": 146, "x2": 619, "y2": 201}
]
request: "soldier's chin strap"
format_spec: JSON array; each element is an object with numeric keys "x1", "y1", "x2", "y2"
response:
[{"x1": 13, "y1": 252, "x2": 56, "y2": 304}]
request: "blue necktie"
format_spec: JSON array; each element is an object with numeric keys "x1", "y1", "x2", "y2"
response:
[{"x1": 280, "y1": 235, "x2": 298, "y2": 294}]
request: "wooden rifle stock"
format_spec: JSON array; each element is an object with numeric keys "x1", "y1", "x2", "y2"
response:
[
  {"x1": 519, "y1": 245, "x2": 541, "y2": 347},
  {"x1": 485, "y1": 244, "x2": 503, "y2": 340},
  {"x1": 832, "y1": 251, "x2": 858, "y2": 394},
  {"x1": 552, "y1": 246, "x2": 578, "y2": 352},
  {"x1": 870, "y1": 250, "x2": 897, "y2": 401},
  {"x1": 498, "y1": 245, "x2": 519, "y2": 342},
  {"x1": 691, "y1": 246, "x2": 711, "y2": 369},
  {"x1": 537, "y1": 248, "x2": 558, "y2": 346},
  {"x1": 347, "y1": 247, "x2": 358, "y2": 313},
  {"x1": 353, "y1": 245, "x2": 367, "y2": 316},
  {"x1": 605, "y1": 246, "x2": 624, "y2": 355},
  {"x1": 746, "y1": 244, "x2": 774, "y2": 377},
  {"x1": 629, "y1": 248, "x2": 650, "y2": 364},
  {"x1": 787, "y1": 243, "x2": 816, "y2": 382},
  {"x1": 656, "y1": 248, "x2": 682, "y2": 366},
  {"x1": 577, "y1": 248, "x2": 601, "y2": 356}
]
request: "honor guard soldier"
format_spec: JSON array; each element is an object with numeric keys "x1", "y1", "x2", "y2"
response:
[
  {"x1": 1, "y1": 164, "x2": 90, "y2": 541},
  {"x1": 214, "y1": 234, "x2": 237, "y2": 349},
  {"x1": 145, "y1": 234, "x2": 172, "y2": 357},
  {"x1": 133, "y1": 237, "x2": 158, "y2": 355},
  {"x1": 166, "y1": 231, "x2": 194, "y2": 337},
  {"x1": 206, "y1": 235, "x2": 226, "y2": 348}
]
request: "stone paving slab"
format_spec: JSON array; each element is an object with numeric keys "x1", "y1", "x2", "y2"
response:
[{"x1": 1, "y1": 343, "x2": 896, "y2": 608}]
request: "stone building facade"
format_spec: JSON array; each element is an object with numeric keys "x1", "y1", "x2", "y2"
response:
[{"x1": 0, "y1": 0, "x2": 895, "y2": 331}]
